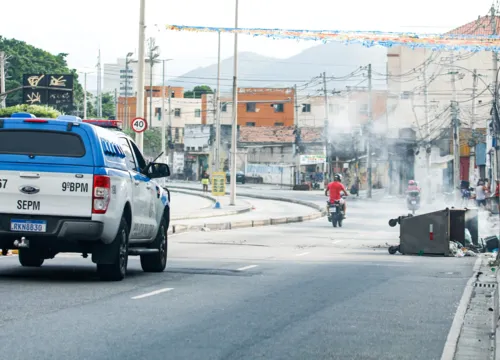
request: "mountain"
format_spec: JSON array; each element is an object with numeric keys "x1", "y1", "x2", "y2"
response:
[{"x1": 169, "y1": 42, "x2": 387, "y2": 92}]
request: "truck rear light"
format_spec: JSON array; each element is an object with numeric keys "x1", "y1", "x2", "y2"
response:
[{"x1": 92, "y1": 175, "x2": 111, "y2": 214}]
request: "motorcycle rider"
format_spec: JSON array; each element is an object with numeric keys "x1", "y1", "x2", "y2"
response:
[
  {"x1": 325, "y1": 173, "x2": 349, "y2": 218},
  {"x1": 406, "y1": 180, "x2": 421, "y2": 206}
]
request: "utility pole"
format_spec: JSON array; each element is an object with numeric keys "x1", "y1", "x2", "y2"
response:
[
  {"x1": 367, "y1": 64, "x2": 373, "y2": 198},
  {"x1": 124, "y1": 52, "x2": 134, "y2": 130},
  {"x1": 229, "y1": 0, "x2": 239, "y2": 206},
  {"x1": 168, "y1": 85, "x2": 173, "y2": 167},
  {"x1": 491, "y1": 5, "x2": 499, "y2": 189},
  {"x1": 451, "y1": 52, "x2": 460, "y2": 195},
  {"x1": 215, "y1": 31, "x2": 222, "y2": 172},
  {"x1": 83, "y1": 72, "x2": 87, "y2": 119},
  {"x1": 423, "y1": 54, "x2": 432, "y2": 202},
  {"x1": 147, "y1": 38, "x2": 158, "y2": 128},
  {"x1": 294, "y1": 84, "x2": 301, "y2": 185},
  {"x1": 322, "y1": 72, "x2": 330, "y2": 180},
  {"x1": 135, "y1": 0, "x2": 146, "y2": 151},
  {"x1": 96, "y1": 49, "x2": 102, "y2": 117},
  {"x1": 114, "y1": 88, "x2": 118, "y2": 119},
  {"x1": 161, "y1": 60, "x2": 167, "y2": 163},
  {"x1": 0, "y1": 51, "x2": 6, "y2": 108},
  {"x1": 470, "y1": 69, "x2": 478, "y2": 185}
]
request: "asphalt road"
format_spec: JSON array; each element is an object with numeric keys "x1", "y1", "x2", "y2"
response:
[{"x1": 0, "y1": 185, "x2": 477, "y2": 360}]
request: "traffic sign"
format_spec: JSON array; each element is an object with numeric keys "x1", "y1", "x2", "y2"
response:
[
  {"x1": 131, "y1": 117, "x2": 148, "y2": 133},
  {"x1": 211, "y1": 172, "x2": 226, "y2": 197}
]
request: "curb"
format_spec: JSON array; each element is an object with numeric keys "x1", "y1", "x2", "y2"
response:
[
  {"x1": 166, "y1": 185, "x2": 325, "y2": 236},
  {"x1": 169, "y1": 189, "x2": 252, "y2": 221}
]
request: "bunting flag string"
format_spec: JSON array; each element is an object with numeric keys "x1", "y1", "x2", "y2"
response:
[{"x1": 165, "y1": 24, "x2": 500, "y2": 52}]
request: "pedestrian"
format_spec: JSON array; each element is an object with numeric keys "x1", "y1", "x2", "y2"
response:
[
  {"x1": 201, "y1": 171, "x2": 210, "y2": 193},
  {"x1": 495, "y1": 179, "x2": 500, "y2": 214},
  {"x1": 475, "y1": 180, "x2": 487, "y2": 208}
]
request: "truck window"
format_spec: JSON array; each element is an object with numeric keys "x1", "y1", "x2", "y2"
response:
[
  {"x1": 128, "y1": 140, "x2": 147, "y2": 172},
  {"x1": 0, "y1": 130, "x2": 85, "y2": 157},
  {"x1": 118, "y1": 137, "x2": 138, "y2": 172}
]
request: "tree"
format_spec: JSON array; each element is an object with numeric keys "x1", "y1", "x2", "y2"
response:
[
  {"x1": 0, "y1": 104, "x2": 61, "y2": 118},
  {"x1": 184, "y1": 85, "x2": 213, "y2": 99},
  {"x1": 85, "y1": 92, "x2": 115, "y2": 119},
  {"x1": 0, "y1": 37, "x2": 84, "y2": 114}
]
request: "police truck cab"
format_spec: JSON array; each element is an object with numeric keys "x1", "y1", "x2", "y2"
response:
[{"x1": 0, "y1": 113, "x2": 171, "y2": 281}]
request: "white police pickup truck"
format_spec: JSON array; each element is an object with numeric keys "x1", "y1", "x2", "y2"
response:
[{"x1": 0, "y1": 113, "x2": 171, "y2": 281}]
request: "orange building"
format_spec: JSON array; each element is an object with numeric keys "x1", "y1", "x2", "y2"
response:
[
  {"x1": 117, "y1": 86, "x2": 184, "y2": 128},
  {"x1": 210, "y1": 87, "x2": 295, "y2": 127}
]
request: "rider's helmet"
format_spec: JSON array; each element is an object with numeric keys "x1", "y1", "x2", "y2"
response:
[
  {"x1": 408, "y1": 180, "x2": 415, "y2": 186},
  {"x1": 334, "y1": 173, "x2": 342, "y2": 182}
]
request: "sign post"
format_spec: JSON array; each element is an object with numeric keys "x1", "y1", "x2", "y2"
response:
[
  {"x1": 131, "y1": 117, "x2": 148, "y2": 133},
  {"x1": 211, "y1": 171, "x2": 226, "y2": 209}
]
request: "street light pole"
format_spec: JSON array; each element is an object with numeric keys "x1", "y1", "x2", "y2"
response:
[
  {"x1": 215, "y1": 31, "x2": 222, "y2": 172},
  {"x1": 160, "y1": 59, "x2": 173, "y2": 164},
  {"x1": 229, "y1": 0, "x2": 239, "y2": 206},
  {"x1": 135, "y1": 0, "x2": 146, "y2": 151}
]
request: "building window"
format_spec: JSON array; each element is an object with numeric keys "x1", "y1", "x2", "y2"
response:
[
  {"x1": 329, "y1": 104, "x2": 340, "y2": 115},
  {"x1": 246, "y1": 122, "x2": 256, "y2": 126},
  {"x1": 359, "y1": 104, "x2": 368, "y2": 114},
  {"x1": 175, "y1": 128, "x2": 180, "y2": 141},
  {"x1": 221, "y1": 103, "x2": 227, "y2": 112},
  {"x1": 171, "y1": 91, "x2": 175, "y2": 98},
  {"x1": 302, "y1": 104, "x2": 311, "y2": 112},
  {"x1": 274, "y1": 122, "x2": 284, "y2": 126},
  {"x1": 174, "y1": 108, "x2": 181, "y2": 117},
  {"x1": 246, "y1": 103, "x2": 256, "y2": 112},
  {"x1": 274, "y1": 103, "x2": 284, "y2": 113},
  {"x1": 155, "y1": 107, "x2": 161, "y2": 120},
  {"x1": 195, "y1": 109, "x2": 201, "y2": 117}
]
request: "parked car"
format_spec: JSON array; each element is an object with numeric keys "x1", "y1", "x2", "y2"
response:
[{"x1": 226, "y1": 170, "x2": 245, "y2": 184}]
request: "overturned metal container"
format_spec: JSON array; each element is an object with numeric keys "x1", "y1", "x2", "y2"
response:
[{"x1": 398, "y1": 208, "x2": 478, "y2": 256}]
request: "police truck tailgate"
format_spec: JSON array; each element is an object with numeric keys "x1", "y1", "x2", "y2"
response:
[{"x1": 0, "y1": 169, "x2": 93, "y2": 219}]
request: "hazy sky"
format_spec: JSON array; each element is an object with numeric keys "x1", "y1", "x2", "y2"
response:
[{"x1": 0, "y1": 0, "x2": 495, "y2": 89}]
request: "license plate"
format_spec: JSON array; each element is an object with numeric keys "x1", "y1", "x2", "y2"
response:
[
  {"x1": 330, "y1": 207, "x2": 337, "y2": 213},
  {"x1": 411, "y1": 201, "x2": 416, "y2": 205},
  {"x1": 10, "y1": 219, "x2": 47, "y2": 233}
]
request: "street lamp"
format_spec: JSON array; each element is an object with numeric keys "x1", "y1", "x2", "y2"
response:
[
  {"x1": 160, "y1": 59, "x2": 173, "y2": 164},
  {"x1": 124, "y1": 52, "x2": 134, "y2": 130},
  {"x1": 136, "y1": 0, "x2": 146, "y2": 151},
  {"x1": 229, "y1": 0, "x2": 239, "y2": 206}
]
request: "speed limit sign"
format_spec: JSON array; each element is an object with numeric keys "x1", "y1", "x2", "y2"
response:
[{"x1": 131, "y1": 117, "x2": 148, "y2": 133}]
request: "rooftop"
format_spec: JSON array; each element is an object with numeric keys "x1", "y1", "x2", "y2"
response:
[
  {"x1": 239, "y1": 126, "x2": 323, "y2": 143},
  {"x1": 445, "y1": 15, "x2": 500, "y2": 36}
]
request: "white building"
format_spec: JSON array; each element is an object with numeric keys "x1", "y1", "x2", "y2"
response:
[
  {"x1": 147, "y1": 97, "x2": 204, "y2": 129},
  {"x1": 103, "y1": 58, "x2": 157, "y2": 97}
]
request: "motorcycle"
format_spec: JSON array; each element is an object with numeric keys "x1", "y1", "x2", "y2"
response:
[
  {"x1": 406, "y1": 190, "x2": 420, "y2": 215},
  {"x1": 327, "y1": 196, "x2": 345, "y2": 228}
]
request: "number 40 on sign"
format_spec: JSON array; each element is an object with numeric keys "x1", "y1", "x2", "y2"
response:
[{"x1": 132, "y1": 117, "x2": 148, "y2": 133}]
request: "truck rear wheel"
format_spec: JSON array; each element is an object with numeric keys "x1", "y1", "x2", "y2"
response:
[
  {"x1": 18, "y1": 249, "x2": 44, "y2": 267},
  {"x1": 140, "y1": 217, "x2": 168, "y2": 272},
  {"x1": 97, "y1": 217, "x2": 129, "y2": 281}
]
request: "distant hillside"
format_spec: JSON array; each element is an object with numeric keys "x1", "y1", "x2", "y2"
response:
[{"x1": 169, "y1": 42, "x2": 387, "y2": 93}]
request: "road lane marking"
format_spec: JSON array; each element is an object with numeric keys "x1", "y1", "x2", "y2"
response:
[
  {"x1": 332, "y1": 240, "x2": 344, "y2": 244},
  {"x1": 296, "y1": 252, "x2": 310, "y2": 257},
  {"x1": 131, "y1": 288, "x2": 174, "y2": 300},
  {"x1": 237, "y1": 265, "x2": 258, "y2": 271}
]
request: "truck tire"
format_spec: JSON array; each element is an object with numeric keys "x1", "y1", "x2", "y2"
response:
[
  {"x1": 97, "y1": 217, "x2": 129, "y2": 281},
  {"x1": 18, "y1": 249, "x2": 44, "y2": 267},
  {"x1": 140, "y1": 217, "x2": 168, "y2": 272}
]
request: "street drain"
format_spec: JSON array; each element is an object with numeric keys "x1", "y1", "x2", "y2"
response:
[
  {"x1": 475, "y1": 282, "x2": 497, "y2": 288},
  {"x1": 167, "y1": 268, "x2": 254, "y2": 277},
  {"x1": 179, "y1": 241, "x2": 268, "y2": 247}
]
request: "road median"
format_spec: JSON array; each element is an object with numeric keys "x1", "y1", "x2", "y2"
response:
[{"x1": 167, "y1": 185, "x2": 325, "y2": 236}]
